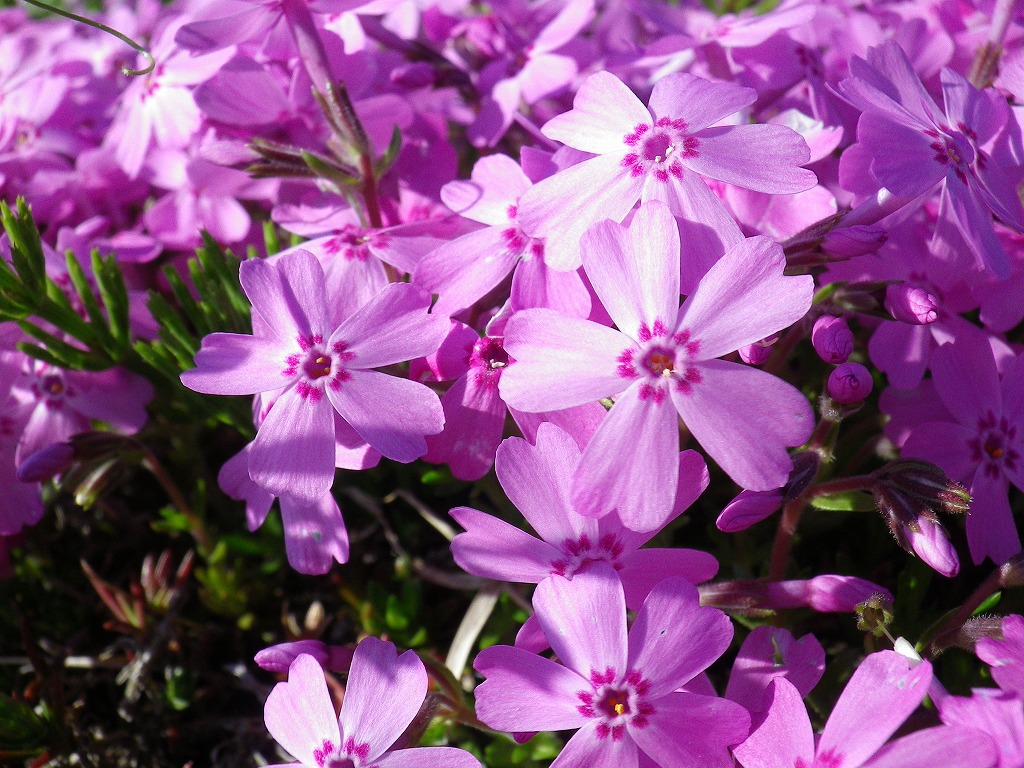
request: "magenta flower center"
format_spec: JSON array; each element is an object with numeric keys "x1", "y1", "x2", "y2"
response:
[
  {"x1": 550, "y1": 533, "x2": 624, "y2": 578},
  {"x1": 616, "y1": 321, "x2": 703, "y2": 404},
  {"x1": 576, "y1": 668, "x2": 653, "y2": 741},
  {"x1": 31, "y1": 370, "x2": 74, "y2": 410},
  {"x1": 470, "y1": 336, "x2": 509, "y2": 390},
  {"x1": 622, "y1": 118, "x2": 700, "y2": 182},
  {"x1": 312, "y1": 736, "x2": 369, "y2": 768},
  {"x1": 502, "y1": 205, "x2": 545, "y2": 260},
  {"x1": 323, "y1": 225, "x2": 389, "y2": 262},
  {"x1": 970, "y1": 411, "x2": 1019, "y2": 480},
  {"x1": 283, "y1": 335, "x2": 355, "y2": 402},
  {"x1": 924, "y1": 128, "x2": 974, "y2": 182}
]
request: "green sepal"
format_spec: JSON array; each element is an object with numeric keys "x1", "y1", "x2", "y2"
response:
[{"x1": 810, "y1": 491, "x2": 877, "y2": 512}]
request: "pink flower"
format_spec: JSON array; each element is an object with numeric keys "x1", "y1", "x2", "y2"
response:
[
  {"x1": 902, "y1": 340, "x2": 1024, "y2": 564},
  {"x1": 500, "y1": 201, "x2": 814, "y2": 527},
  {"x1": 450, "y1": 423, "x2": 717, "y2": 605},
  {"x1": 838, "y1": 40, "x2": 1024, "y2": 279},
  {"x1": 264, "y1": 638, "x2": 480, "y2": 768},
  {"x1": 474, "y1": 563, "x2": 750, "y2": 768},
  {"x1": 517, "y1": 70, "x2": 816, "y2": 268},
  {"x1": 181, "y1": 249, "x2": 447, "y2": 503},
  {"x1": 735, "y1": 651, "x2": 997, "y2": 768}
]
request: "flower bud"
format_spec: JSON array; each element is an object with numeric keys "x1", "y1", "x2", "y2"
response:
[
  {"x1": 254, "y1": 640, "x2": 353, "y2": 674},
  {"x1": 884, "y1": 283, "x2": 938, "y2": 325},
  {"x1": 906, "y1": 516, "x2": 960, "y2": 577},
  {"x1": 766, "y1": 576, "x2": 892, "y2": 613},
  {"x1": 822, "y1": 224, "x2": 887, "y2": 258},
  {"x1": 828, "y1": 362, "x2": 873, "y2": 404},
  {"x1": 716, "y1": 489, "x2": 784, "y2": 532},
  {"x1": 17, "y1": 441, "x2": 75, "y2": 482},
  {"x1": 876, "y1": 460, "x2": 971, "y2": 517},
  {"x1": 811, "y1": 316, "x2": 853, "y2": 364},
  {"x1": 390, "y1": 62, "x2": 435, "y2": 88},
  {"x1": 739, "y1": 334, "x2": 778, "y2": 365},
  {"x1": 784, "y1": 451, "x2": 820, "y2": 503}
]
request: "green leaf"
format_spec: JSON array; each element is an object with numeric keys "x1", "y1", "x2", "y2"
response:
[
  {"x1": 810, "y1": 491, "x2": 876, "y2": 512},
  {"x1": 0, "y1": 692, "x2": 50, "y2": 757},
  {"x1": 973, "y1": 591, "x2": 1001, "y2": 616},
  {"x1": 65, "y1": 249, "x2": 113, "y2": 349},
  {"x1": 374, "y1": 125, "x2": 403, "y2": 178},
  {"x1": 93, "y1": 251, "x2": 131, "y2": 348}
]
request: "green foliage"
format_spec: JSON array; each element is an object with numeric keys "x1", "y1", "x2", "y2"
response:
[
  {"x1": 810, "y1": 491, "x2": 877, "y2": 512},
  {"x1": 0, "y1": 692, "x2": 51, "y2": 761},
  {"x1": 365, "y1": 579, "x2": 429, "y2": 647},
  {"x1": 482, "y1": 732, "x2": 562, "y2": 767}
]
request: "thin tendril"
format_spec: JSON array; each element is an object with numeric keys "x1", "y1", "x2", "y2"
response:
[{"x1": 20, "y1": 0, "x2": 155, "y2": 76}]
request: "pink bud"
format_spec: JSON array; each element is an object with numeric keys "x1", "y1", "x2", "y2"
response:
[
  {"x1": 811, "y1": 316, "x2": 853, "y2": 364},
  {"x1": 805, "y1": 575, "x2": 893, "y2": 612},
  {"x1": 906, "y1": 517, "x2": 960, "y2": 577},
  {"x1": 390, "y1": 62, "x2": 435, "y2": 88},
  {"x1": 828, "y1": 362, "x2": 873, "y2": 404},
  {"x1": 738, "y1": 334, "x2": 779, "y2": 365},
  {"x1": 884, "y1": 284, "x2": 938, "y2": 325},
  {"x1": 716, "y1": 489, "x2": 784, "y2": 532},
  {"x1": 254, "y1": 640, "x2": 353, "y2": 673}
]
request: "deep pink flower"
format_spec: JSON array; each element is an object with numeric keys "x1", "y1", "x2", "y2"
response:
[{"x1": 474, "y1": 563, "x2": 750, "y2": 768}]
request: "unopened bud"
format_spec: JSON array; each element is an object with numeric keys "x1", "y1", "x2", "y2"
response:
[
  {"x1": 856, "y1": 593, "x2": 895, "y2": 636},
  {"x1": 254, "y1": 640, "x2": 353, "y2": 673},
  {"x1": 822, "y1": 224, "x2": 887, "y2": 258},
  {"x1": 875, "y1": 460, "x2": 972, "y2": 516},
  {"x1": 716, "y1": 489, "x2": 784, "y2": 532},
  {"x1": 390, "y1": 62, "x2": 435, "y2": 88},
  {"x1": 885, "y1": 284, "x2": 938, "y2": 325},
  {"x1": 828, "y1": 362, "x2": 873, "y2": 404},
  {"x1": 766, "y1": 576, "x2": 892, "y2": 613},
  {"x1": 739, "y1": 334, "x2": 779, "y2": 365},
  {"x1": 906, "y1": 516, "x2": 960, "y2": 577},
  {"x1": 17, "y1": 442, "x2": 75, "y2": 482},
  {"x1": 811, "y1": 316, "x2": 853, "y2": 364}
]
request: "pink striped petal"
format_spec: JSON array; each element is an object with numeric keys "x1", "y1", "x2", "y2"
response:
[
  {"x1": 450, "y1": 506, "x2": 559, "y2": 583},
  {"x1": 340, "y1": 638, "x2": 426, "y2": 761},
  {"x1": 733, "y1": 678, "x2": 814, "y2": 768},
  {"x1": 500, "y1": 309, "x2": 631, "y2": 411},
  {"x1": 327, "y1": 370, "x2": 442, "y2": 462},
  {"x1": 534, "y1": 564, "x2": 627, "y2": 679},
  {"x1": 684, "y1": 124, "x2": 815, "y2": 194},
  {"x1": 181, "y1": 333, "x2": 291, "y2": 395},
  {"x1": 542, "y1": 71, "x2": 650, "y2": 154},
  {"x1": 264, "y1": 654, "x2": 341, "y2": 767},
  {"x1": 249, "y1": 387, "x2": 335, "y2": 504},
  {"x1": 648, "y1": 73, "x2": 756, "y2": 133},
  {"x1": 473, "y1": 645, "x2": 589, "y2": 732},
  {"x1": 632, "y1": 693, "x2": 750, "y2": 768}
]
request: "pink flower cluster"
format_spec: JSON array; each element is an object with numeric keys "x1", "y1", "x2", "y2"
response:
[{"x1": 3, "y1": 0, "x2": 1024, "y2": 761}]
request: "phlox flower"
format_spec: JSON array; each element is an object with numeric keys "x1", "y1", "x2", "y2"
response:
[
  {"x1": 902, "y1": 339, "x2": 1024, "y2": 564},
  {"x1": 104, "y1": 20, "x2": 234, "y2": 178},
  {"x1": 181, "y1": 249, "x2": 447, "y2": 504},
  {"x1": 264, "y1": 638, "x2": 480, "y2": 768},
  {"x1": 837, "y1": 40, "x2": 1024, "y2": 279},
  {"x1": 500, "y1": 201, "x2": 814, "y2": 528},
  {"x1": 734, "y1": 650, "x2": 997, "y2": 768},
  {"x1": 517, "y1": 69, "x2": 816, "y2": 268},
  {"x1": 474, "y1": 563, "x2": 750, "y2": 768},
  {"x1": 450, "y1": 422, "x2": 717, "y2": 602},
  {"x1": 415, "y1": 152, "x2": 590, "y2": 318}
]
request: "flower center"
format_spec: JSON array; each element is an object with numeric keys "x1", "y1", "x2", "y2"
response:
[
  {"x1": 615, "y1": 321, "x2": 703, "y2": 404},
  {"x1": 576, "y1": 668, "x2": 653, "y2": 741},
  {"x1": 622, "y1": 118, "x2": 700, "y2": 182},
  {"x1": 924, "y1": 128, "x2": 974, "y2": 183},
  {"x1": 969, "y1": 411, "x2": 1020, "y2": 480},
  {"x1": 550, "y1": 533, "x2": 624, "y2": 578},
  {"x1": 470, "y1": 336, "x2": 509, "y2": 390},
  {"x1": 323, "y1": 225, "x2": 389, "y2": 262},
  {"x1": 283, "y1": 335, "x2": 355, "y2": 402}
]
